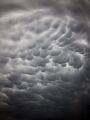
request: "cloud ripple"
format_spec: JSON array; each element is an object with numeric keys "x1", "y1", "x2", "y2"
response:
[{"x1": 0, "y1": 7, "x2": 90, "y2": 119}]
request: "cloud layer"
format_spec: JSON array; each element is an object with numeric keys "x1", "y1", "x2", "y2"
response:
[{"x1": 0, "y1": 1, "x2": 90, "y2": 120}]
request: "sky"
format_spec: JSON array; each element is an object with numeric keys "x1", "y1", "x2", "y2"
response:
[{"x1": 0, "y1": 0, "x2": 90, "y2": 120}]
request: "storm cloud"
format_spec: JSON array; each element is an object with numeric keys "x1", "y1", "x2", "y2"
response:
[{"x1": 0, "y1": 0, "x2": 90, "y2": 120}]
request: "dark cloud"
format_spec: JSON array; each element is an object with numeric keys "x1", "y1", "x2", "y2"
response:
[{"x1": 0, "y1": 0, "x2": 90, "y2": 120}]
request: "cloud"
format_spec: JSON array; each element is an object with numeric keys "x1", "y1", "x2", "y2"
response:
[{"x1": 0, "y1": 1, "x2": 90, "y2": 120}]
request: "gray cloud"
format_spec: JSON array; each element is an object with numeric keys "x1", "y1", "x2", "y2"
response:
[{"x1": 0, "y1": 0, "x2": 90, "y2": 120}]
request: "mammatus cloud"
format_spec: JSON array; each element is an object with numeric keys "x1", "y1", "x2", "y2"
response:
[{"x1": 0, "y1": 0, "x2": 90, "y2": 120}]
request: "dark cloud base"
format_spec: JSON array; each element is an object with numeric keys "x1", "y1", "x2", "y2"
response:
[{"x1": 0, "y1": 0, "x2": 90, "y2": 120}]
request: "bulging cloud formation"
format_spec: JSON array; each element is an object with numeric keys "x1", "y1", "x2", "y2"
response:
[{"x1": 0, "y1": 1, "x2": 90, "y2": 120}]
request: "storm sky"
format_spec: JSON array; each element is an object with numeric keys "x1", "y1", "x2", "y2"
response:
[{"x1": 0, "y1": 0, "x2": 90, "y2": 120}]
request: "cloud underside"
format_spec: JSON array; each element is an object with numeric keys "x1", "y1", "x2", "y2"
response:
[{"x1": 0, "y1": 7, "x2": 90, "y2": 119}]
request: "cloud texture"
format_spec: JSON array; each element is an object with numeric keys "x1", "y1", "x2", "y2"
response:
[{"x1": 0, "y1": 0, "x2": 90, "y2": 120}]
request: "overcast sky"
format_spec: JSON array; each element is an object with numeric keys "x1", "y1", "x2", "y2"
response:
[{"x1": 0, "y1": 0, "x2": 90, "y2": 120}]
